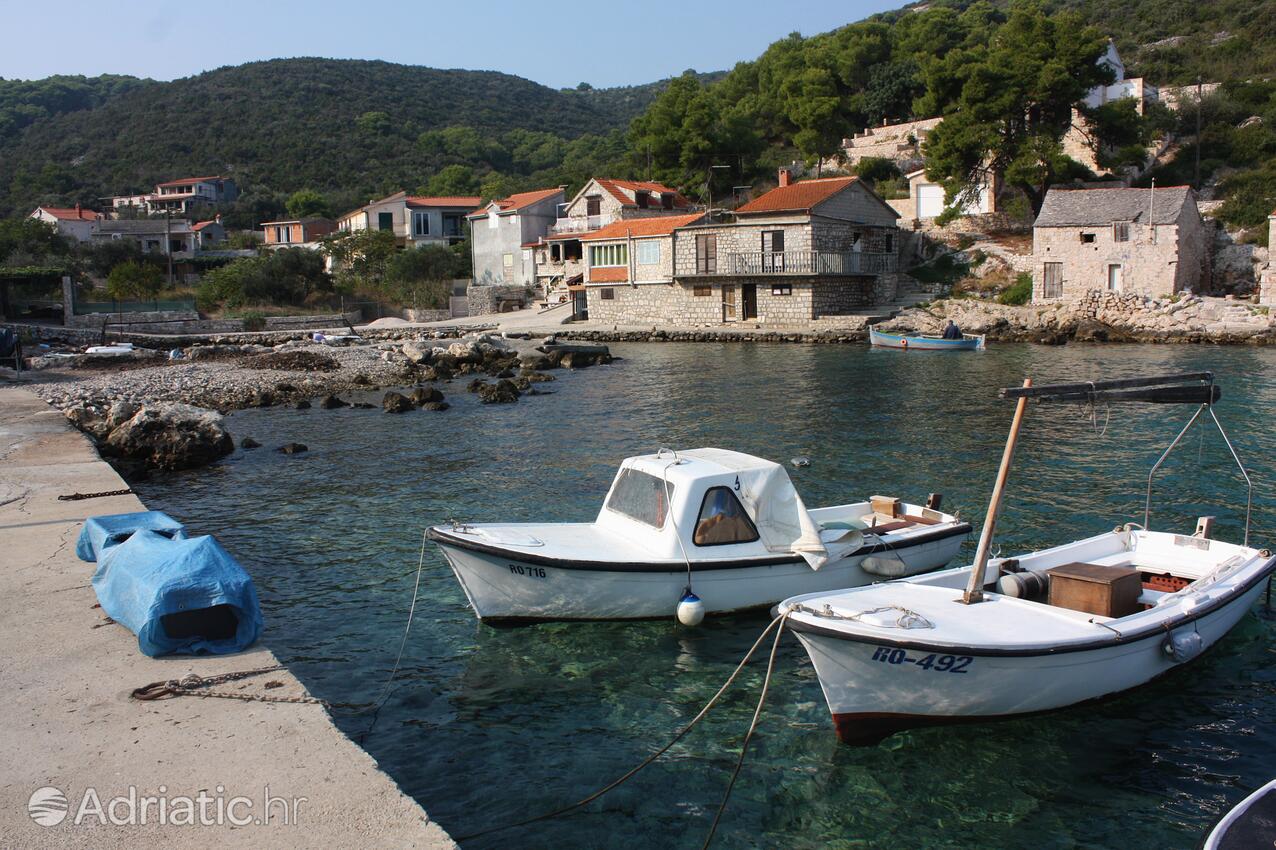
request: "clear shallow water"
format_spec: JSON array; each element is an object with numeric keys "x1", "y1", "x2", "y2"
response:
[{"x1": 135, "y1": 343, "x2": 1276, "y2": 849}]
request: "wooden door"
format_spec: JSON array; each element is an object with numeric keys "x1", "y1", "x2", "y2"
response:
[
  {"x1": 1042, "y1": 262, "x2": 1063, "y2": 298},
  {"x1": 721, "y1": 284, "x2": 736, "y2": 321}
]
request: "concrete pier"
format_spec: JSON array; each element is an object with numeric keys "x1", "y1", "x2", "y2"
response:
[{"x1": 0, "y1": 387, "x2": 455, "y2": 847}]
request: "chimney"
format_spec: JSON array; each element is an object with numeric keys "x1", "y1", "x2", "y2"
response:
[
  {"x1": 75, "y1": 202, "x2": 81, "y2": 214},
  {"x1": 214, "y1": 213, "x2": 222, "y2": 224},
  {"x1": 778, "y1": 167, "x2": 792, "y2": 188}
]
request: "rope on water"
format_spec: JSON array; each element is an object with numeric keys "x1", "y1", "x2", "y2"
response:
[{"x1": 455, "y1": 612, "x2": 790, "y2": 843}]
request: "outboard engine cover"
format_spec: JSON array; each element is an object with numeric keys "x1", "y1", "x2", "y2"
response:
[{"x1": 1163, "y1": 629, "x2": 1203, "y2": 663}]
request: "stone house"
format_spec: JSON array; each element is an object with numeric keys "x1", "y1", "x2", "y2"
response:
[
  {"x1": 585, "y1": 172, "x2": 900, "y2": 328},
  {"x1": 535, "y1": 178, "x2": 696, "y2": 309},
  {"x1": 109, "y1": 176, "x2": 239, "y2": 216},
  {"x1": 1261, "y1": 211, "x2": 1276, "y2": 307},
  {"x1": 30, "y1": 205, "x2": 101, "y2": 243},
  {"x1": 1031, "y1": 185, "x2": 1207, "y2": 302},
  {"x1": 336, "y1": 191, "x2": 480, "y2": 248},
  {"x1": 260, "y1": 217, "x2": 336, "y2": 249},
  {"x1": 468, "y1": 188, "x2": 564, "y2": 288}
]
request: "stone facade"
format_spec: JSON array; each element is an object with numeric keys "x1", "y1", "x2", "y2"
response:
[
  {"x1": 1263, "y1": 214, "x2": 1276, "y2": 307},
  {"x1": 467, "y1": 284, "x2": 530, "y2": 316},
  {"x1": 1032, "y1": 188, "x2": 1208, "y2": 302}
]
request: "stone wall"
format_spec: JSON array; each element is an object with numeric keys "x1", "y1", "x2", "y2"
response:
[
  {"x1": 403, "y1": 308, "x2": 452, "y2": 323},
  {"x1": 65, "y1": 311, "x2": 361, "y2": 333},
  {"x1": 467, "y1": 284, "x2": 530, "y2": 315},
  {"x1": 1031, "y1": 218, "x2": 1203, "y2": 302},
  {"x1": 1263, "y1": 216, "x2": 1276, "y2": 306}
]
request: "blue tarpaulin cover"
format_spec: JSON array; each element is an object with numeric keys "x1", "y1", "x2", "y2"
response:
[
  {"x1": 79, "y1": 512, "x2": 262, "y2": 657},
  {"x1": 76, "y1": 511, "x2": 186, "y2": 562}
]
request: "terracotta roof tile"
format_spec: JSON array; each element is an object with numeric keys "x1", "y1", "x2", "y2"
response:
[
  {"x1": 468, "y1": 187, "x2": 563, "y2": 219},
  {"x1": 589, "y1": 266, "x2": 629, "y2": 283},
  {"x1": 35, "y1": 206, "x2": 99, "y2": 221},
  {"x1": 594, "y1": 178, "x2": 691, "y2": 209},
  {"x1": 405, "y1": 195, "x2": 482, "y2": 209},
  {"x1": 580, "y1": 213, "x2": 705, "y2": 241},
  {"x1": 734, "y1": 177, "x2": 860, "y2": 214},
  {"x1": 191, "y1": 220, "x2": 220, "y2": 231},
  {"x1": 157, "y1": 176, "x2": 225, "y2": 187}
]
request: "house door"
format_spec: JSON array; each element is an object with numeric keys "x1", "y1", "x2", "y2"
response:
[
  {"x1": 741, "y1": 284, "x2": 758, "y2": 320},
  {"x1": 721, "y1": 284, "x2": 737, "y2": 322},
  {"x1": 1042, "y1": 262, "x2": 1063, "y2": 299},
  {"x1": 1107, "y1": 263, "x2": 1123, "y2": 292}
]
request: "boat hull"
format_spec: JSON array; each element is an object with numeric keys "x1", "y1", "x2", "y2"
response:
[
  {"x1": 791, "y1": 579, "x2": 1267, "y2": 745},
  {"x1": 869, "y1": 328, "x2": 985, "y2": 350},
  {"x1": 433, "y1": 527, "x2": 968, "y2": 622}
]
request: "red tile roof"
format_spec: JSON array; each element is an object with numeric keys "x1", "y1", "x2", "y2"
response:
[
  {"x1": 580, "y1": 213, "x2": 705, "y2": 241},
  {"x1": 405, "y1": 195, "x2": 482, "y2": 209},
  {"x1": 468, "y1": 187, "x2": 563, "y2": 219},
  {"x1": 192, "y1": 220, "x2": 221, "y2": 231},
  {"x1": 594, "y1": 179, "x2": 691, "y2": 209},
  {"x1": 36, "y1": 206, "x2": 99, "y2": 221},
  {"x1": 589, "y1": 267, "x2": 629, "y2": 283},
  {"x1": 157, "y1": 176, "x2": 225, "y2": 187},
  {"x1": 735, "y1": 176, "x2": 860, "y2": 214}
]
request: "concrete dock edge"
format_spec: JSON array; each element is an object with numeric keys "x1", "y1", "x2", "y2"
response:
[{"x1": 0, "y1": 386, "x2": 455, "y2": 848}]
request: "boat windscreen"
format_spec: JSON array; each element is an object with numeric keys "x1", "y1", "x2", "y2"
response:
[{"x1": 605, "y1": 469, "x2": 673, "y2": 529}]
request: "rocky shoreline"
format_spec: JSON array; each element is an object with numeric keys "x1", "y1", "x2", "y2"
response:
[{"x1": 21, "y1": 332, "x2": 610, "y2": 475}]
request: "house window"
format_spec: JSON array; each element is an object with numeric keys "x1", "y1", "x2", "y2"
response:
[
  {"x1": 762, "y1": 230, "x2": 785, "y2": 253},
  {"x1": 636, "y1": 191, "x2": 650, "y2": 209},
  {"x1": 693, "y1": 286, "x2": 711, "y2": 297},
  {"x1": 586, "y1": 195, "x2": 602, "y2": 217},
  {"x1": 695, "y1": 233, "x2": 717, "y2": 274},
  {"x1": 1042, "y1": 262, "x2": 1063, "y2": 299},
  {"x1": 488, "y1": 211, "x2": 499, "y2": 229},
  {"x1": 1113, "y1": 221, "x2": 1130, "y2": 242},
  {"x1": 550, "y1": 243, "x2": 562, "y2": 262},
  {"x1": 636, "y1": 241, "x2": 660, "y2": 265},
  {"x1": 378, "y1": 212, "x2": 394, "y2": 231},
  {"x1": 662, "y1": 194, "x2": 674, "y2": 210},
  {"x1": 588, "y1": 243, "x2": 627, "y2": 267},
  {"x1": 502, "y1": 253, "x2": 514, "y2": 268},
  {"x1": 1080, "y1": 232, "x2": 1096, "y2": 244},
  {"x1": 599, "y1": 287, "x2": 615, "y2": 300},
  {"x1": 413, "y1": 211, "x2": 431, "y2": 236},
  {"x1": 771, "y1": 284, "x2": 792, "y2": 296},
  {"x1": 883, "y1": 233, "x2": 894, "y2": 253},
  {"x1": 693, "y1": 487, "x2": 760, "y2": 546}
]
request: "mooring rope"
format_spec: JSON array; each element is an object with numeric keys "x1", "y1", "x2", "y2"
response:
[{"x1": 455, "y1": 612, "x2": 790, "y2": 843}]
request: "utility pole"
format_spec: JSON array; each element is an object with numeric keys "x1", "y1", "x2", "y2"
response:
[
  {"x1": 1193, "y1": 76, "x2": 1203, "y2": 190},
  {"x1": 165, "y1": 209, "x2": 174, "y2": 287},
  {"x1": 706, "y1": 164, "x2": 729, "y2": 216}
]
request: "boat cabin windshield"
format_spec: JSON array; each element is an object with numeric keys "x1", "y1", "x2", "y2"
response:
[{"x1": 605, "y1": 469, "x2": 673, "y2": 528}]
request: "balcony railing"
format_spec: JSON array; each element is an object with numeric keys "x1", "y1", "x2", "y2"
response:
[
  {"x1": 681, "y1": 251, "x2": 896, "y2": 276},
  {"x1": 549, "y1": 214, "x2": 612, "y2": 235}
]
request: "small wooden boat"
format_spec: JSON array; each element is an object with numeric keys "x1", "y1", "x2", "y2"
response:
[
  {"x1": 869, "y1": 327, "x2": 985, "y2": 350},
  {"x1": 779, "y1": 373, "x2": 1275, "y2": 745},
  {"x1": 429, "y1": 448, "x2": 971, "y2": 622},
  {"x1": 1202, "y1": 779, "x2": 1276, "y2": 849}
]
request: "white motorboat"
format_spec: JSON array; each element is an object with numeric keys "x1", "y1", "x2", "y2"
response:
[
  {"x1": 429, "y1": 448, "x2": 971, "y2": 622},
  {"x1": 779, "y1": 372, "x2": 1276, "y2": 745}
]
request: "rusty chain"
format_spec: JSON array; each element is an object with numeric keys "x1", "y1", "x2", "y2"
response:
[
  {"x1": 131, "y1": 664, "x2": 329, "y2": 707},
  {"x1": 58, "y1": 488, "x2": 134, "y2": 502}
]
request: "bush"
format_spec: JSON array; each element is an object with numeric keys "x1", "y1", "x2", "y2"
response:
[
  {"x1": 197, "y1": 248, "x2": 331, "y2": 310},
  {"x1": 240, "y1": 311, "x2": 266, "y2": 331},
  {"x1": 853, "y1": 157, "x2": 902, "y2": 184},
  {"x1": 106, "y1": 260, "x2": 163, "y2": 301},
  {"x1": 997, "y1": 272, "x2": 1033, "y2": 305}
]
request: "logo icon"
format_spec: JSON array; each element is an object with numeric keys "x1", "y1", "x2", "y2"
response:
[{"x1": 28, "y1": 786, "x2": 68, "y2": 827}]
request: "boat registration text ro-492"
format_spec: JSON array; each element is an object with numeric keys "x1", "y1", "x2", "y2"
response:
[{"x1": 871, "y1": 646, "x2": 972, "y2": 672}]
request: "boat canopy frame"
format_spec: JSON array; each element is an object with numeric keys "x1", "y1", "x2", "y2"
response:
[{"x1": 1002, "y1": 372, "x2": 1252, "y2": 546}]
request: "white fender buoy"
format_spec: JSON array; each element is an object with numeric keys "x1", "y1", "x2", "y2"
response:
[
  {"x1": 677, "y1": 591, "x2": 705, "y2": 626},
  {"x1": 1163, "y1": 630, "x2": 1203, "y2": 663}
]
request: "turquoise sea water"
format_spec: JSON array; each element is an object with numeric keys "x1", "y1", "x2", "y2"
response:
[{"x1": 134, "y1": 342, "x2": 1276, "y2": 849}]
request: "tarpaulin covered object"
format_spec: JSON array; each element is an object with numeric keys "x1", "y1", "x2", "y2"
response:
[
  {"x1": 79, "y1": 512, "x2": 262, "y2": 657},
  {"x1": 76, "y1": 510, "x2": 186, "y2": 562}
]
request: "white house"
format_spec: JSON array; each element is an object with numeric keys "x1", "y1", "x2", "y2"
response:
[
  {"x1": 336, "y1": 191, "x2": 480, "y2": 247},
  {"x1": 29, "y1": 205, "x2": 101, "y2": 242}
]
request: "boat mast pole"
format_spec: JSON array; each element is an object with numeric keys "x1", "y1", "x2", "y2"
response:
[{"x1": 962, "y1": 377, "x2": 1032, "y2": 604}]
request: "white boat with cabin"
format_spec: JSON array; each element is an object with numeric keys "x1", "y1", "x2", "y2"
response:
[
  {"x1": 429, "y1": 448, "x2": 971, "y2": 622},
  {"x1": 779, "y1": 373, "x2": 1276, "y2": 745}
]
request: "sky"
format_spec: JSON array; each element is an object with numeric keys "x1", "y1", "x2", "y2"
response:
[{"x1": 0, "y1": 0, "x2": 903, "y2": 89}]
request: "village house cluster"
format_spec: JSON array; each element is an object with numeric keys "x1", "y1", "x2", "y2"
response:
[{"x1": 25, "y1": 38, "x2": 1261, "y2": 325}]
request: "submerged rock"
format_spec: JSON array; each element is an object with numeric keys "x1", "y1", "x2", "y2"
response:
[
  {"x1": 241, "y1": 437, "x2": 262, "y2": 449},
  {"x1": 382, "y1": 391, "x2": 414, "y2": 413},
  {"x1": 295, "y1": 399, "x2": 312, "y2": 409},
  {"x1": 277, "y1": 442, "x2": 308, "y2": 454},
  {"x1": 410, "y1": 387, "x2": 444, "y2": 406},
  {"x1": 422, "y1": 401, "x2": 450, "y2": 412},
  {"x1": 319, "y1": 395, "x2": 349, "y2": 409},
  {"x1": 102, "y1": 403, "x2": 234, "y2": 471},
  {"x1": 477, "y1": 379, "x2": 520, "y2": 405}
]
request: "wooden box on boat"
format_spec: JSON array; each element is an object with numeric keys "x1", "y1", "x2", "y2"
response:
[
  {"x1": 869, "y1": 495, "x2": 901, "y2": 517},
  {"x1": 1047, "y1": 562, "x2": 1142, "y2": 618}
]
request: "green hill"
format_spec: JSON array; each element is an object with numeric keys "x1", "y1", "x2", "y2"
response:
[{"x1": 0, "y1": 59, "x2": 716, "y2": 219}]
